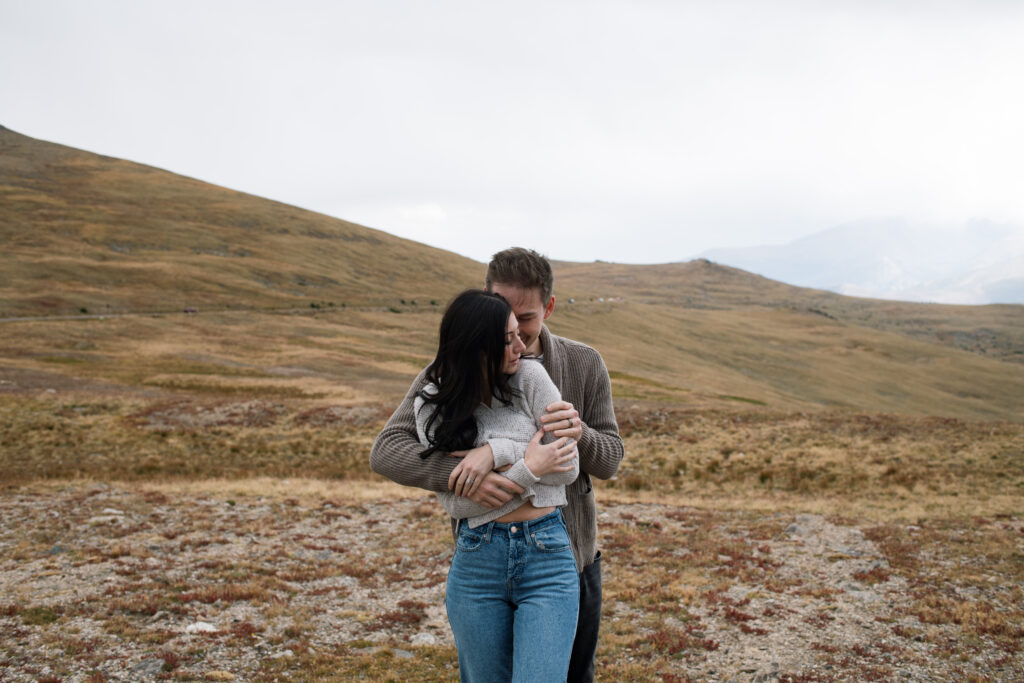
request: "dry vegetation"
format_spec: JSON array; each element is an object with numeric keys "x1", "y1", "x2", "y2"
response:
[
  {"x1": 552, "y1": 260, "x2": 1024, "y2": 366},
  {"x1": 2, "y1": 394, "x2": 1022, "y2": 518},
  {"x1": 2, "y1": 478, "x2": 1022, "y2": 682},
  {"x1": 2, "y1": 125, "x2": 1024, "y2": 681},
  {"x1": 2, "y1": 386, "x2": 1022, "y2": 681}
]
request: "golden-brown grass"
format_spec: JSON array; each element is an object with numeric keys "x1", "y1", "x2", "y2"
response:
[
  {"x1": 2, "y1": 302, "x2": 1023, "y2": 428},
  {"x1": 3, "y1": 392, "x2": 1021, "y2": 525},
  {"x1": 552, "y1": 259, "x2": 1024, "y2": 365},
  {"x1": 606, "y1": 406, "x2": 1024, "y2": 520},
  {"x1": 1, "y1": 128, "x2": 482, "y2": 317},
  {"x1": 19, "y1": 476, "x2": 417, "y2": 505},
  {"x1": 550, "y1": 302, "x2": 1024, "y2": 421},
  {"x1": 3, "y1": 124, "x2": 1023, "y2": 419}
]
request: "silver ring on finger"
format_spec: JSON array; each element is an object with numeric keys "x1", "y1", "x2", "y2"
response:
[{"x1": 467, "y1": 478, "x2": 474, "y2": 486}]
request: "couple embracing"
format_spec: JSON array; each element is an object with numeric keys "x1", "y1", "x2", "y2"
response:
[{"x1": 370, "y1": 247, "x2": 624, "y2": 682}]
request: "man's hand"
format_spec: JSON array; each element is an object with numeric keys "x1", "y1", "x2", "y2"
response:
[
  {"x1": 457, "y1": 470, "x2": 524, "y2": 508},
  {"x1": 540, "y1": 400, "x2": 583, "y2": 441},
  {"x1": 447, "y1": 444, "x2": 495, "y2": 498}
]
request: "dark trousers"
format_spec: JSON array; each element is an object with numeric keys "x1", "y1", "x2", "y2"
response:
[{"x1": 567, "y1": 551, "x2": 602, "y2": 683}]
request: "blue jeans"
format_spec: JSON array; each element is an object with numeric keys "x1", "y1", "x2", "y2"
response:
[{"x1": 446, "y1": 510, "x2": 580, "y2": 683}]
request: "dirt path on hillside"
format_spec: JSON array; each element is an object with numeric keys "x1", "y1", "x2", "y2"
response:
[{"x1": 1, "y1": 485, "x2": 1020, "y2": 682}]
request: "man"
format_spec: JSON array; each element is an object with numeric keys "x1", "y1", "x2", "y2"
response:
[{"x1": 370, "y1": 247, "x2": 624, "y2": 682}]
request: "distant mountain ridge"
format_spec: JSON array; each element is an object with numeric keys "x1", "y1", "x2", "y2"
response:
[{"x1": 699, "y1": 218, "x2": 1024, "y2": 305}]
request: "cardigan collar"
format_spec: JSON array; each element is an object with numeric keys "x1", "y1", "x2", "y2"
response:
[{"x1": 538, "y1": 324, "x2": 563, "y2": 391}]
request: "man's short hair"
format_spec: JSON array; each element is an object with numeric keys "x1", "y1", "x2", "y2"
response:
[{"x1": 486, "y1": 247, "x2": 554, "y2": 302}]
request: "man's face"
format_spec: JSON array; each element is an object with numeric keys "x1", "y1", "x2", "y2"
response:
[{"x1": 488, "y1": 283, "x2": 554, "y2": 357}]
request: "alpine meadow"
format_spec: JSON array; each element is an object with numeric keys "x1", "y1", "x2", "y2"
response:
[{"x1": 2, "y1": 125, "x2": 1023, "y2": 681}]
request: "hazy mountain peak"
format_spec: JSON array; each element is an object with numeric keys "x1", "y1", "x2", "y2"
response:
[{"x1": 699, "y1": 219, "x2": 1024, "y2": 304}]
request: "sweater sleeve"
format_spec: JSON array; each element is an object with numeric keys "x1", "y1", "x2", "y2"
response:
[
  {"x1": 575, "y1": 350, "x2": 624, "y2": 480},
  {"x1": 441, "y1": 482, "x2": 528, "y2": 520},
  {"x1": 520, "y1": 361, "x2": 579, "y2": 487},
  {"x1": 488, "y1": 438, "x2": 520, "y2": 470},
  {"x1": 369, "y1": 369, "x2": 459, "y2": 493}
]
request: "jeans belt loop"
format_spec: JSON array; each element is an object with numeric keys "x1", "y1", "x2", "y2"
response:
[{"x1": 484, "y1": 520, "x2": 495, "y2": 542}]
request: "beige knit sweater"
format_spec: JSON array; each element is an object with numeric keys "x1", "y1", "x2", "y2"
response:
[{"x1": 370, "y1": 325, "x2": 624, "y2": 571}]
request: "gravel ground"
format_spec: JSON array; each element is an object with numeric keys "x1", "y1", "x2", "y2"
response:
[{"x1": 1, "y1": 484, "x2": 1021, "y2": 681}]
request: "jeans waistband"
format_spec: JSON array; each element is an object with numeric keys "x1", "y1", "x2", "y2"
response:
[{"x1": 463, "y1": 509, "x2": 564, "y2": 539}]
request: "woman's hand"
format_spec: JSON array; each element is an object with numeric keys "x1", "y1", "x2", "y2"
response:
[
  {"x1": 448, "y1": 444, "x2": 494, "y2": 498},
  {"x1": 523, "y1": 429, "x2": 576, "y2": 477}
]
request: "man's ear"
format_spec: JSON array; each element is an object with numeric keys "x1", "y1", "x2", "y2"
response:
[{"x1": 542, "y1": 296, "x2": 555, "y2": 320}]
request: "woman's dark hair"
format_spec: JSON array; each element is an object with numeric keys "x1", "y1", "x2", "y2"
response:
[{"x1": 418, "y1": 289, "x2": 519, "y2": 458}]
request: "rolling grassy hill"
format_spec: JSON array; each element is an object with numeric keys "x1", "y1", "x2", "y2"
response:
[
  {"x1": 0, "y1": 125, "x2": 481, "y2": 316},
  {"x1": 552, "y1": 259, "x2": 1024, "y2": 365},
  {"x1": 2, "y1": 124, "x2": 1023, "y2": 421}
]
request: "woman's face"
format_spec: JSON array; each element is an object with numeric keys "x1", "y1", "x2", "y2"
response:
[{"x1": 502, "y1": 312, "x2": 527, "y2": 374}]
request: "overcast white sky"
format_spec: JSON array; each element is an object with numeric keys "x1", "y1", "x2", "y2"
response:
[{"x1": 3, "y1": 0, "x2": 1023, "y2": 264}]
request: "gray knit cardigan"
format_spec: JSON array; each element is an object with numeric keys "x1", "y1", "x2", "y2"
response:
[{"x1": 370, "y1": 325, "x2": 624, "y2": 571}]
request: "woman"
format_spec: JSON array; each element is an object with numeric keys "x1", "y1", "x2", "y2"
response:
[{"x1": 415, "y1": 289, "x2": 580, "y2": 682}]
